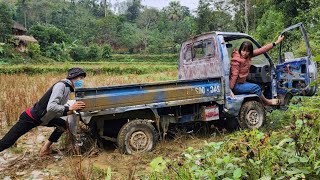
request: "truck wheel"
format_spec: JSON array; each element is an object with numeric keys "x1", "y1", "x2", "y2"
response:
[
  {"x1": 239, "y1": 101, "x2": 265, "y2": 129},
  {"x1": 117, "y1": 120, "x2": 158, "y2": 154}
]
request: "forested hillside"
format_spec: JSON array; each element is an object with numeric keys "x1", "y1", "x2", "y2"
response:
[{"x1": 1, "y1": 0, "x2": 320, "y2": 63}]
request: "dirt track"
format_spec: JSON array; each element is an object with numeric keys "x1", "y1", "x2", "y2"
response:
[{"x1": 0, "y1": 123, "x2": 225, "y2": 179}]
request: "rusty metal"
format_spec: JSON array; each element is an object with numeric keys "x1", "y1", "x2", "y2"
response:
[
  {"x1": 179, "y1": 33, "x2": 223, "y2": 80},
  {"x1": 76, "y1": 78, "x2": 223, "y2": 112}
]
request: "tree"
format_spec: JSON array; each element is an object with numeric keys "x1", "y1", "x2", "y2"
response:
[
  {"x1": 196, "y1": 0, "x2": 235, "y2": 33},
  {"x1": 125, "y1": 0, "x2": 142, "y2": 22},
  {"x1": 102, "y1": 0, "x2": 107, "y2": 17},
  {"x1": 28, "y1": 23, "x2": 69, "y2": 50},
  {"x1": 163, "y1": 1, "x2": 193, "y2": 52},
  {"x1": 164, "y1": 1, "x2": 184, "y2": 21},
  {"x1": 244, "y1": 0, "x2": 249, "y2": 33},
  {"x1": 270, "y1": 0, "x2": 310, "y2": 26},
  {"x1": 254, "y1": 7, "x2": 284, "y2": 60},
  {"x1": 15, "y1": 0, "x2": 31, "y2": 29},
  {"x1": 97, "y1": 12, "x2": 122, "y2": 45},
  {"x1": 136, "y1": 7, "x2": 159, "y2": 52},
  {"x1": 137, "y1": 7, "x2": 159, "y2": 31},
  {"x1": 116, "y1": 22, "x2": 143, "y2": 53},
  {"x1": 210, "y1": 11, "x2": 236, "y2": 31},
  {"x1": 230, "y1": 0, "x2": 267, "y2": 32},
  {"x1": 196, "y1": 0, "x2": 211, "y2": 34},
  {"x1": 0, "y1": 2, "x2": 13, "y2": 42}
]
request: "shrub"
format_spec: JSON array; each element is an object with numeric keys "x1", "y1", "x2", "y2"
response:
[
  {"x1": 27, "y1": 42, "x2": 41, "y2": 58},
  {"x1": 28, "y1": 23, "x2": 69, "y2": 50},
  {"x1": 70, "y1": 46, "x2": 87, "y2": 61},
  {"x1": 102, "y1": 44, "x2": 112, "y2": 59},
  {"x1": 45, "y1": 42, "x2": 71, "y2": 61},
  {"x1": 87, "y1": 44, "x2": 100, "y2": 60},
  {"x1": 0, "y1": 44, "x2": 14, "y2": 58}
]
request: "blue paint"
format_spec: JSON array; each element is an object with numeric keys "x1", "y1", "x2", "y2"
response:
[
  {"x1": 275, "y1": 58, "x2": 309, "y2": 95},
  {"x1": 77, "y1": 78, "x2": 223, "y2": 106}
]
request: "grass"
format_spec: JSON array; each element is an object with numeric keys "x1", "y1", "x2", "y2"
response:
[
  {"x1": 0, "y1": 62, "x2": 177, "y2": 75},
  {"x1": 0, "y1": 66, "x2": 177, "y2": 127}
]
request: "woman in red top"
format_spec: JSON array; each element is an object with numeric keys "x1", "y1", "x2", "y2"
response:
[{"x1": 229, "y1": 35, "x2": 284, "y2": 105}]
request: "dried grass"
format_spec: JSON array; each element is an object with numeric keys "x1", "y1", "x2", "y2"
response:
[{"x1": 0, "y1": 70, "x2": 177, "y2": 127}]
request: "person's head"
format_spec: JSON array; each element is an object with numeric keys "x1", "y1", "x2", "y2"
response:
[
  {"x1": 238, "y1": 41, "x2": 253, "y2": 59},
  {"x1": 66, "y1": 67, "x2": 86, "y2": 88}
]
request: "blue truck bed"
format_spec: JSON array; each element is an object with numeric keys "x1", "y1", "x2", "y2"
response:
[{"x1": 75, "y1": 77, "x2": 224, "y2": 113}]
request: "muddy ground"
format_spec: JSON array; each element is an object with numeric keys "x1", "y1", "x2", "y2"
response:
[{"x1": 0, "y1": 123, "x2": 225, "y2": 179}]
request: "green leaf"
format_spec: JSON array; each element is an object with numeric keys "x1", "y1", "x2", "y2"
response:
[
  {"x1": 223, "y1": 155, "x2": 231, "y2": 163},
  {"x1": 299, "y1": 157, "x2": 308, "y2": 163},
  {"x1": 217, "y1": 170, "x2": 227, "y2": 176},
  {"x1": 150, "y1": 157, "x2": 167, "y2": 173},
  {"x1": 256, "y1": 160, "x2": 262, "y2": 165},
  {"x1": 278, "y1": 138, "x2": 294, "y2": 147},
  {"x1": 295, "y1": 119, "x2": 303, "y2": 128},
  {"x1": 285, "y1": 168, "x2": 302, "y2": 176},
  {"x1": 256, "y1": 132, "x2": 265, "y2": 140},
  {"x1": 226, "y1": 163, "x2": 235, "y2": 169},
  {"x1": 233, "y1": 168, "x2": 242, "y2": 179},
  {"x1": 216, "y1": 158, "x2": 224, "y2": 164},
  {"x1": 105, "y1": 167, "x2": 112, "y2": 180},
  {"x1": 207, "y1": 141, "x2": 224, "y2": 150},
  {"x1": 248, "y1": 159, "x2": 255, "y2": 165},
  {"x1": 288, "y1": 158, "x2": 298, "y2": 164},
  {"x1": 314, "y1": 161, "x2": 320, "y2": 169},
  {"x1": 186, "y1": 147, "x2": 194, "y2": 153},
  {"x1": 184, "y1": 153, "x2": 193, "y2": 159},
  {"x1": 206, "y1": 151, "x2": 213, "y2": 157}
]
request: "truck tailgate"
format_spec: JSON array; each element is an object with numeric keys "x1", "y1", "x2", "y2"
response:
[{"x1": 75, "y1": 77, "x2": 224, "y2": 112}]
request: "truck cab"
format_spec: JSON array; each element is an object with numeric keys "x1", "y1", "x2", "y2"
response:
[{"x1": 178, "y1": 23, "x2": 317, "y2": 128}]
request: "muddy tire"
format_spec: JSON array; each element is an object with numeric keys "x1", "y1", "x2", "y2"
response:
[
  {"x1": 117, "y1": 120, "x2": 158, "y2": 154},
  {"x1": 239, "y1": 101, "x2": 265, "y2": 129}
]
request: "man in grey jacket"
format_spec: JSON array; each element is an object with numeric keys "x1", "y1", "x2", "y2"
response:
[{"x1": 0, "y1": 67, "x2": 86, "y2": 156}]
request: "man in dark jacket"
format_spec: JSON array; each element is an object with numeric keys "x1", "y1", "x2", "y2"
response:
[{"x1": 0, "y1": 67, "x2": 86, "y2": 156}]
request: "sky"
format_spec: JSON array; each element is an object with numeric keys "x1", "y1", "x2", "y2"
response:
[{"x1": 109, "y1": 0, "x2": 199, "y2": 11}]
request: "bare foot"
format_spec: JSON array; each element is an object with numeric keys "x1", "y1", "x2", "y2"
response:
[
  {"x1": 39, "y1": 148, "x2": 51, "y2": 156},
  {"x1": 265, "y1": 99, "x2": 281, "y2": 106},
  {"x1": 39, "y1": 141, "x2": 53, "y2": 156}
]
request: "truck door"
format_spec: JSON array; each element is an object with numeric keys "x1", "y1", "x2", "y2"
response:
[{"x1": 275, "y1": 23, "x2": 318, "y2": 98}]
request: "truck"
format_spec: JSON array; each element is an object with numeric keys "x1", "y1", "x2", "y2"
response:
[{"x1": 75, "y1": 23, "x2": 317, "y2": 154}]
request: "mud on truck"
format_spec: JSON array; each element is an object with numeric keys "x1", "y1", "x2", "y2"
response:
[{"x1": 75, "y1": 23, "x2": 317, "y2": 154}]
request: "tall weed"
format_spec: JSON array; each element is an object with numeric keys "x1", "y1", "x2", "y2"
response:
[{"x1": 148, "y1": 97, "x2": 320, "y2": 179}]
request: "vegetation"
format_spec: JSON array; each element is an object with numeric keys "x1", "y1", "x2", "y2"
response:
[
  {"x1": 0, "y1": 0, "x2": 320, "y2": 64},
  {"x1": 0, "y1": 61, "x2": 176, "y2": 74},
  {"x1": 147, "y1": 97, "x2": 320, "y2": 179}
]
